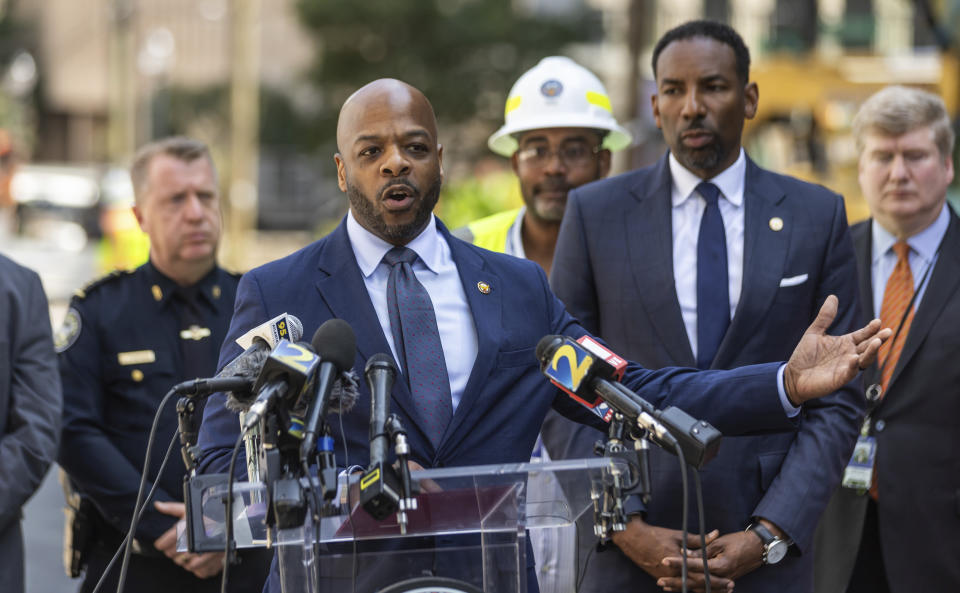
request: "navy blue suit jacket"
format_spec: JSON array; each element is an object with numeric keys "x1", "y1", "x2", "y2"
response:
[
  {"x1": 543, "y1": 154, "x2": 864, "y2": 593},
  {"x1": 197, "y1": 217, "x2": 796, "y2": 590}
]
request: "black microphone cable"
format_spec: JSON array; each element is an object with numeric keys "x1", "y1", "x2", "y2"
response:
[
  {"x1": 114, "y1": 386, "x2": 178, "y2": 592},
  {"x1": 220, "y1": 426, "x2": 251, "y2": 593},
  {"x1": 673, "y1": 439, "x2": 690, "y2": 593},
  {"x1": 89, "y1": 429, "x2": 178, "y2": 593},
  {"x1": 692, "y1": 470, "x2": 711, "y2": 593}
]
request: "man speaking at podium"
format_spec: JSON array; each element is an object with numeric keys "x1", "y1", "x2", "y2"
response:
[{"x1": 197, "y1": 78, "x2": 887, "y2": 592}]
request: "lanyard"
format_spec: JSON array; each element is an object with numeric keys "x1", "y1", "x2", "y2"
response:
[{"x1": 863, "y1": 237, "x2": 942, "y2": 413}]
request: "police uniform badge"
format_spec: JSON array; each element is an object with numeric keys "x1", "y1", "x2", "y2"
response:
[{"x1": 55, "y1": 307, "x2": 82, "y2": 353}]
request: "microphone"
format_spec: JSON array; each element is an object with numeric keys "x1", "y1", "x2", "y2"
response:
[
  {"x1": 365, "y1": 353, "x2": 397, "y2": 468},
  {"x1": 243, "y1": 339, "x2": 321, "y2": 430},
  {"x1": 235, "y1": 312, "x2": 303, "y2": 350},
  {"x1": 172, "y1": 313, "x2": 303, "y2": 404},
  {"x1": 536, "y1": 335, "x2": 722, "y2": 469},
  {"x1": 360, "y1": 353, "x2": 404, "y2": 521},
  {"x1": 300, "y1": 319, "x2": 358, "y2": 461}
]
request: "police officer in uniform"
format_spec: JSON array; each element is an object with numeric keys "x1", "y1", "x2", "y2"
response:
[{"x1": 57, "y1": 137, "x2": 266, "y2": 593}]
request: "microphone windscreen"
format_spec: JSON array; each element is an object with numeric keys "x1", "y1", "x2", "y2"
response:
[
  {"x1": 288, "y1": 315, "x2": 304, "y2": 342},
  {"x1": 536, "y1": 335, "x2": 563, "y2": 363},
  {"x1": 329, "y1": 370, "x2": 360, "y2": 413},
  {"x1": 224, "y1": 347, "x2": 271, "y2": 413},
  {"x1": 364, "y1": 352, "x2": 397, "y2": 376},
  {"x1": 311, "y1": 319, "x2": 357, "y2": 372}
]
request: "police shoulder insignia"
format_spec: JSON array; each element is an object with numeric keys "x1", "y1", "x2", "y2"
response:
[
  {"x1": 55, "y1": 307, "x2": 82, "y2": 353},
  {"x1": 74, "y1": 269, "x2": 132, "y2": 300}
]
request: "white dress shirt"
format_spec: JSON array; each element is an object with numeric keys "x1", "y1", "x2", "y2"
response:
[
  {"x1": 668, "y1": 150, "x2": 796, "y2": 415},
  {"x1": 669, "y1": 149, "x2": 746, "y2": 359},
  {"x1": 346, "y1": 211, "x2": 478, "y2": 410},
  {"x1": 870, "y1": 203, "x2": 949, "y2": 318}
]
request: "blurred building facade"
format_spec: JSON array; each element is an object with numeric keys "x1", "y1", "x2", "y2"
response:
[
  {"x1": 15, "y1": 0, "x2": 313, "y2": 163},
  {"x1": 571, "y1": 0, "x2": 960, "y2": 221},
  {"x1": 5, "y1": 0, "x2": 958, "y2": 234}
]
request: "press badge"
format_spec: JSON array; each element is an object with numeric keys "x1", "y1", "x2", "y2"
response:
[{"x1": 841, "y1": 435, "x2": 876, "y2": 491}]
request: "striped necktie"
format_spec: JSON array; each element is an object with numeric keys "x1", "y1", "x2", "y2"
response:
[{"x1": 878, "y1": 241, "x2": 915, "y2": 392}]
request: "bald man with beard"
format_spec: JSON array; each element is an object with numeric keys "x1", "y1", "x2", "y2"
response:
[{"x1": 196, "y1": 79, "x2": 888, "y2": 593}]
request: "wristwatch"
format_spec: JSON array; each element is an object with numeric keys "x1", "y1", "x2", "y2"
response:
[{"x1": 746, "y1": 522, "x2": 789, "y2": 565}]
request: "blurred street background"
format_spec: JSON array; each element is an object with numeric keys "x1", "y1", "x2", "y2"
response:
[{"x1": 3, "y1": 0, "x2": 960, "y2": 591}]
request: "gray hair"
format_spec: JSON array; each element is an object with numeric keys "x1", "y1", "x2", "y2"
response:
[
  {"x1": 853, "y1": 85, "x2": 954, "y2": 157},
  {"x1": 130, "y1": 136, "x2": 216, "y2": 204}
]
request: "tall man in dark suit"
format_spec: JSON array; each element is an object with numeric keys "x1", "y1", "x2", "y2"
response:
[
  {"x1": 0, "y1": 254, "x2": 61, "y2": 593},
  {"x1": 196, "y1": 78, "x2": 887, "y2": 593},
  {"x1": 543, "y1": 20, "x2": 863, "y2": 593},
  {"x1": 813, "y1": 86, "x2": 960, "y2": 592}
]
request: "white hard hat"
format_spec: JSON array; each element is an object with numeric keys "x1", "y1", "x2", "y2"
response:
[{"x1": 488, "y1": 56, "x2": 632, "y2": 157}]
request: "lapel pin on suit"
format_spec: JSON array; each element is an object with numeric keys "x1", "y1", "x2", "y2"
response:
[
  {"x1": 477, "y1": 281, "x2": 492, "y2": 294},
  {"x1": 769, "y1": 217, "x2": 784, "y2": 231}
]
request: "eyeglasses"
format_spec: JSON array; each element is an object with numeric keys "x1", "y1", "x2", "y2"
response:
[{"x1": 516, "y1": 143, "x2": 601, "y2": 168}]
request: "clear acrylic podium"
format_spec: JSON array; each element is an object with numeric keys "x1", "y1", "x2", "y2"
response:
[{"x1": 189, "y1": 458, "x2": 628, "y2": 593}]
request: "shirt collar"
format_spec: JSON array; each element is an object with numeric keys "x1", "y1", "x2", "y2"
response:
[
  {"x1": 669, "y1": 148, "x2": 746, "y2": 207},
  {"x1": 346, "y1": 210, "x2": 443, "y2": 277},
  {"x1": 871, "y1": 202, "x2": 950, "y2": 266},
  {"x1": 144, "y1": 260, "x2": 222, "y2": 310}
]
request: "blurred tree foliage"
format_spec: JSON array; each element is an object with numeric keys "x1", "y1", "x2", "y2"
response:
[
  {"x1": 436, "y1": 169, "x2": 523, "y2": 230},
  {"x1": 295, "y1": 0, "x2": 596, "y2": 157}
]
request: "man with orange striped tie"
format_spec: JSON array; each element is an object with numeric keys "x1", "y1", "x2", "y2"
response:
[{"x1": 813, "y1": 85, "x2": 960, "y2": 593}]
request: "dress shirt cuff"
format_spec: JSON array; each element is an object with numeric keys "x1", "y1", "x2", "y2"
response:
[{"x1": 777, "y1": 364, "x2": 801, "y2": 417}]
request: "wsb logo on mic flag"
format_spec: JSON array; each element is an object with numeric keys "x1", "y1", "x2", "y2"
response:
[{"x1": 542, "y1": 337, "x2": 615, "y2": 422}]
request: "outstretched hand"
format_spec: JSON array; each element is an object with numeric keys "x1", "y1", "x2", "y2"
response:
[{"x1": 783, "y1": 295, "x2": 891, "y2": 405}]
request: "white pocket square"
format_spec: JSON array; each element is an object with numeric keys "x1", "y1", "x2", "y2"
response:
[{"x1": 779, "y1": 274, "x2": 808, "y2": 287}]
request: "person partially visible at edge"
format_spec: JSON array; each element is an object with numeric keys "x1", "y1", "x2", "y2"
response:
[
  {"x1": 0, "y1": 253, "x2": 62, "y2": 593},
  {"x1": 813, "y1": 85, "x2": 960, "y2": 593}
]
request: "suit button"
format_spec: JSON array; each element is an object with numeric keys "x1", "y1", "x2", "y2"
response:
[{"x1": 875, "y1": 419, "x2": 886, "y2": 432}]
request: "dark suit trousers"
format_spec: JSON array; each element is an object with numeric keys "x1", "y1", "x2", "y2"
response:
[{"x1": 847, "y1": 499, "x2": 891, "y2": 593}]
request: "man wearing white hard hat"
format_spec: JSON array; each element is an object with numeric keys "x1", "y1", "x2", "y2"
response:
[
  {"x1": 456, "y1": 56, "x2": 631, "y2": 276},
  {"x1": 457, "y1": 56, "x2": 631, "y2": 593}
]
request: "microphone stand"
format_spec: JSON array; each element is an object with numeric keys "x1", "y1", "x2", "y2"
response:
[
  {"x1": 589, "y1": 413, "x2": 638, "y2": 543},
  {"x1": 177, "y1": 396, "x2": 202, "y2": 474},
  {"x1": 385, "y1": 414, "x2": 417, "y2": 534}
]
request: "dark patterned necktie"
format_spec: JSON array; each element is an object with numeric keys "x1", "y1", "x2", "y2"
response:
[
  {"x1": 383, "y1": 246, "x2": 452, "y2": 447},
  {"x1": 695, "y1": 182, "x2": 730, "y2": 369}
]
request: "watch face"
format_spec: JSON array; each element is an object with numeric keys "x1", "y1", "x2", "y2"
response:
[{"x1": 766, "y1": 540, "x2": 788, "y2": 564}]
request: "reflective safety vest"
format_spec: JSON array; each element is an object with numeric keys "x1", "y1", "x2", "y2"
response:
[{"x1": 462, "y1": 207, "x2": 523, "y2": 255}]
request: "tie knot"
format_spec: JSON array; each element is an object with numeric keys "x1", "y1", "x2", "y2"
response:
[
  {"x1": 893, "y1": 241, "x2": 910, "y2": 262},
  {"x1": 173, "y1": 285, "x2": 200, "y2": 303},
  {"x1": 697, "y1": 182, "x2": 721, "y2": 207},
  {"x1": 892, "y1": 241, "x2": 910, "y2": 262},
  {"x1": 383, "y1": 246, "x2": 418, "y2": 267}
]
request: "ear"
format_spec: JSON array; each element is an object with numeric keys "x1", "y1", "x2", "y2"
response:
[
  {"x1": 651, "y1": 93, "x2": 662, "y2": 129},
  {"x1": 596, "y1": 149, "x2": 612, "y2": 178},
  {"x1": 437, "y1": 143, "x2": 444, "y2": 182},
  {"x1": 743, "y1": 81, "x2": 759, "y2": 120},
  {"x1": 132, "y1": 204, "x2": 146, "y2": 232},
  {"x1": 334, "y1": 153, "x2": 347, "y2": 193},
  {"x1": 945, "y1": 152, "x2": 955, "y2": 185},
  {"x1": 510, "y1": 151, "x2": 520, "y2": 176}
]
